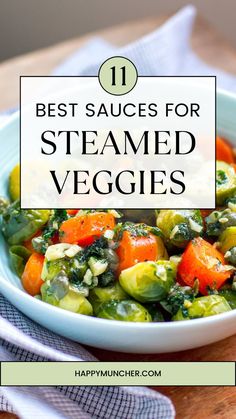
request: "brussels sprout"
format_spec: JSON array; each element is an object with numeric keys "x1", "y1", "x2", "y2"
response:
[
  {"x1": 42, "y1": 258, "x2": 70, "y2": 281},
  {"x1": 121, "y1": 210, "x2": 156, "y2": 226},
  {"x1": 216, "y1": 161, "x2": 236, "y2": 205},
  {"x1": 42, "y1": 257, "x2": 87, "y2": 283},
  {"x1": 2, "y1": 200, "x2": 50, "y2": 245},
  {"x1": 49, "y1": 272, "x2": 69, "y2": 300},
  {"x1": 219, "y1": 226, "x2": 236, "y2": 264},
  {"x1": 41, "y1": 282, "x2": 93, "y2": 315},
  {"x1": 9, "y1": 245, "x2": 31, "y2": 276},
  {"x1": 119, "y1": 260, "x2": 176, "y2": 303},
  {"x1": 97, "y1": 300, "x2": 151, "y2": 322},
  {"x1": 206, "y1": 209, "x2": 236, "y2": 237},
  {"x1": 160, "y1": 284, "x2": 196, "y2": 316},
  {"x1": 59, "y1": 290, "x2": 93, "y2": 315},
  {"x1": 219, "y1": 288, "x2": 236, "y2": 309},
  {"x1": 9, "y1": 164, "x2": 20, "y2": 201},
  {"x1": 41, "y1": 281, "x2": 59, "y2": 306},
  {"x1": 173, "y1": 295, "x2": 231, "y2": 321},
  {"x1": 156, "y1": 210, "x2": 203, "y2": 248},
  {"x1": 88, "y1": 282, "x2": 128, "y2": 314}
]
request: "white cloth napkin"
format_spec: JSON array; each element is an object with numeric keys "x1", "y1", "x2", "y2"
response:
[
  {"x1": 53, "y1": 5, "x2": 236, "y2": 91},
  {"x1": 1, "y1": 4, "x2": 235, "y2": 418}
]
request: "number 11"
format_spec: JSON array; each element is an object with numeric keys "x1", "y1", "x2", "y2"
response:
[{"x1": 111, "y1": 65, "x2": 126, "y2": 86}]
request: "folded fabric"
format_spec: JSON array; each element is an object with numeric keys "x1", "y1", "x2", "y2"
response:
[
  {"x1": 53, "y1": 5, "x2": 236, "y2": 91},
  {"x1": 2, "y1": 4, "x2": 236, "y2": 418}
]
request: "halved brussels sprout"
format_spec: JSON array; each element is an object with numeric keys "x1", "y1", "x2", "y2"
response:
[
  {"x1": 173, "y1": 295, "x2": 231, "y2": 321},
  {"x1": 216, "y1": 161, "x2": 236, "y2": 205},
  {"x1": 41, "y1": 282, "x2": 93, "y2": 315},
  {"x1": 219, "y1": 227, "x2": 236, "y2": 265},
  {"x1": 97, "y1": 300, "x2": 151, "y2": 322},
  {"x1": 156, "y1": 210, "x2": 203, "y2": 248},
  {"x1": 119, "y1": 260, "x2": 176, "y2": 303},
  {"x1": 88, "y1": 282, "x2": 128, "y2": 314},
  {"x1": 42, "y1": 257, "x2": 87, "y2": 283},
  {"x1": 42, "y1": 258, "x2": 70, "y2": 282},
  {"x1": 49, "y1": 272, "x2": 69, "y2": 300},
  {"x1": 58, "y1": 290, "x2": 93, "y2": 315},
  {"x1": 2, "y1": 200, "x2": 50, "y2": 245}
]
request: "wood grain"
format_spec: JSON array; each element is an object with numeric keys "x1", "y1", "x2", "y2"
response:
[{"x1": 1, "y1": 14, "x2": 236, "y2": 419}]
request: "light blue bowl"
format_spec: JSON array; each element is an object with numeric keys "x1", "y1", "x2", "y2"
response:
[
  {"x1": 217, "y1": 89, "x2": 236, "y2": 141},
  {"x1": 1, "y1": 90, "x2": 236, "y2": 353}
]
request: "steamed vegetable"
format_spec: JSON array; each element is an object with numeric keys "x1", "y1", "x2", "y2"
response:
[
  {"x1": 2, "y1": 200, "x2": 50, "y2": 245},
  {"x1": 88, "y1": 282, "x2": 128, "y2": 314},
  {"x1": 173, "y1": 295, "x2": 231, "y2": 320},
  {"x1": 216, "y1": 137, "x2": 234, "y2": 164},
  {"x1": 216, "y1": 161, "x2": 236, "y2": 205},
  {"x1": 58, "y1": 290, "x2": 93, "y2": 314},
  {"x1": 22, "y1": 252, "x2": 45, "y2": 296},
  {"x1": 9, "y1": 164, "x2": 20, "y2": 201},
  {"x1": 60, "y1": 212, "x2": 115, "y2": 246},
  {"x1": 42, "y1": 257, "x2": 86, "y2": 283},
  {"x1": 178, "y1": 237, "x2": 233, "y2": 295},
  {"x1": 42, "y1": 253, "x2": 95, "y2": 294},
  {"x1": 219, "y1": 227, "x2": 236, "y2": 265},
  {"x1": 41, "y1": 282, "x2": 93, "y2": 315},
  {"x1": 156, "y1": 210, "x2": 203, "y2": 248},
  {"x1": 160, "y1": 283, "x2": 196, "y2": 316},
  {"x1": 97, "y1": 300, "x2": 151, "y2": 322},
  {"x1": 9, "y1": 245, "x2": 31, "y2": 276},
  {"x1": 119, "y1": 260, "x2": 175, "y2": 302},
  {"x1": 206, "y1": 208, "x2": 236, "y2": 237},
  {"x1": 116, "y1": 224, "x2": 167, "y2": 273},
  {"x1": 66, "y1": 209, "x2": 79, "y2": 216}
]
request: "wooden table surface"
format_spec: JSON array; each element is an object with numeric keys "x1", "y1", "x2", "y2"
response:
[{"x1": 1, "y1": 14, "x2": 236, "y2": 419}]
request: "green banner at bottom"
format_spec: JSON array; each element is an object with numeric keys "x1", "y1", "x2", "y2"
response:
[{"x1": 1, "y1": 362, "x2": 235, "y2": 386}]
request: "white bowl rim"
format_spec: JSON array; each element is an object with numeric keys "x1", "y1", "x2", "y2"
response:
[{"x1": 1, "y1": 271, "x2": 236, "y2": 330}]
